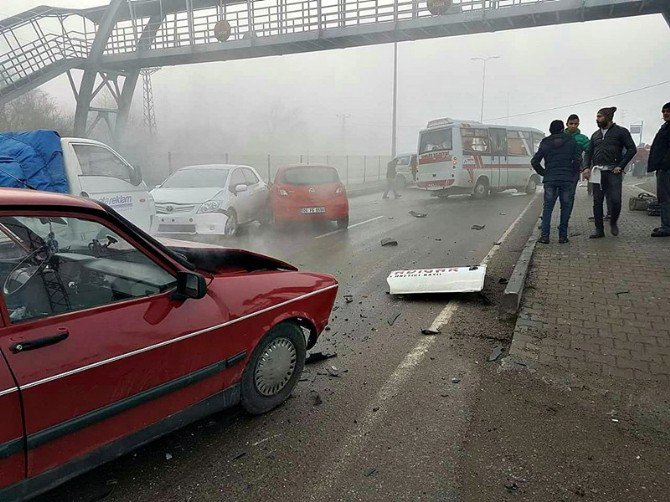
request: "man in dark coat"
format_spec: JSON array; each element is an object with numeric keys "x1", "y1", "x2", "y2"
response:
[
  {"x1": 647, "y1": 102, "x2": 670, "y2": 237},
  {"x1": 583, "y1": 107, "x2": 637, "y2": 238},
  {"x1": 531, "y1": 120, "x2": 582, "y2": 244}
]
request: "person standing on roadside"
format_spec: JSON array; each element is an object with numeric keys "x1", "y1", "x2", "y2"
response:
[
  {"x1": 582, "y1": 107, "x2": 637, "y2": 238},
  {"x1": 647, "y1": 102, "x2": 670, "y2": 237},
  {"x1": 565, "y1": 114, "x2": 590, "y2": 188},
  {"x1": 531, "y1": 120, "x2": 582, "y2": 244},
  {"x1": 382, "y1": 157, "x2": 401, "y2": 200}
]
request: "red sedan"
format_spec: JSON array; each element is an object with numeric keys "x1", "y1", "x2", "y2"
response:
[
  {"x1": 270, "y1": 164, "x2": 349, "y2": 229},
  {"x1": 0, "y1": 188, "x2": 337, "y2": 500}
]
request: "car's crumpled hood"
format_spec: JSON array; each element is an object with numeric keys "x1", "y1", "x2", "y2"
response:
[{"x1": 157, "y1": 237, "x2": 298, "y2": 273}]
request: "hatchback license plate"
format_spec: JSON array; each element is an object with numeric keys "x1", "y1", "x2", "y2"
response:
[{"x1": 301, "y1": 207, "x2": 326, "y2": 214}]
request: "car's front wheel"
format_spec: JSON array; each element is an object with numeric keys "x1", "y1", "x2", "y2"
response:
[{"x1": 240, "y1": 322, "x2": 306, "y2": 415}]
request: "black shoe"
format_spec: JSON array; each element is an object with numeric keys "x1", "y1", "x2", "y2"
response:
[
  {"x1": 611, "y1": 223, "x2": 619, "y2": 236},
  {"x1": 588, "y1": 216, "x2": 595, "y2": 221},
  {"x1": 589, "y1": 231, "x2": 605, "y2": 239},
  {"x1": 651, "y1": 229, "x2": 670, "y2": 237},
  {"x1": 537, "y1": 236, "x2": 550, "y2": 244},
  {"x1": 559, "y1": 237, "x2": 569, "y2": 244}
]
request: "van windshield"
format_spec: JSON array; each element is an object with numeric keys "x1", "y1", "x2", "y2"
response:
[
  {"x1": 281, "y1": 167, "x2": 340, "y2": 185},
  {"x1": 419, "y1": 128, "x2": 453, "y2": 154},
  {"x1": 162, "y1": 169, "x2": 229, "y2": 188}
]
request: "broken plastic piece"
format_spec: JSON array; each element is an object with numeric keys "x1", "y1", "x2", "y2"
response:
[
  {"x1": 488, "y1": 345, "x2": 505, "y2": 362},
  {"x1": 388, "y1": 313, "x2": 401, "y2": 326},
  {"x1": 408, "y1": 210, "x2": 427, "y2": 218},
  {"x1": 305, "y1": 352, "x2": 337, "y2": 364},
  {"x1": 381, "y1": 238, "x2": 398, "y2": 246},
  {"x1": 471, "y1": 224, "x2": 485, "y2": 230},
  {"x1": 421, "y1": 328, "x2": 441, "y2": 336},
  {"x1": 387, "y1": 265, "x2": 487, "y2": 295}
]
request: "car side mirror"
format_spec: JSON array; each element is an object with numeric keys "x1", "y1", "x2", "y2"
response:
[
  {"x1": 171, "y1": 271, "x2": 207, "y2": 301},
  {"x1": 235, "y1": 184, "x2": 248, "y2": 193}
]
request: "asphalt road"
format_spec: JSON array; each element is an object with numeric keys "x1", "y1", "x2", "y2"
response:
[{"x1": 38, "y1": 187, "x2": 540, "y2": 502}]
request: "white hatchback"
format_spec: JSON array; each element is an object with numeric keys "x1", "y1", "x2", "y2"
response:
[{"x1": 151, "y1": 164, "x2": 269, "y2": 237}]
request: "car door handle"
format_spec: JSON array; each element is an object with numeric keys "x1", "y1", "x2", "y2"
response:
[{"x1": 10, "y1": 331, "x2": 69, "y2": 353}]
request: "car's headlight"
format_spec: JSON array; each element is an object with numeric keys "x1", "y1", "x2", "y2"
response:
[{"x1": 197, "y1": 200, "x2": 222, "y2": 213}]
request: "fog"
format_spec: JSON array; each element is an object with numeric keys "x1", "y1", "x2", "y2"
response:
[{"x1": 2, "y1": 0, "x2": 670, "y2": 174}]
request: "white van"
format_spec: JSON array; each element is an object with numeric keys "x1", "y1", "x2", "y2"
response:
[
  {"x1": 416, "y1": 118, "x2": 545, "y2": 198},
  {"x1": 60, "y1": 137, "x2": 156, "y2": 231}
]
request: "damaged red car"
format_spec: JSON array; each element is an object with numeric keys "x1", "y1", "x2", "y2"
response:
[{"x1": 0, "y1": 189, "x2": 337, "y2": 500}]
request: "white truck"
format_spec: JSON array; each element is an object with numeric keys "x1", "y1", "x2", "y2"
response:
[{"x1": 0, "y1": 133, "x2": 155, "y2": 232}]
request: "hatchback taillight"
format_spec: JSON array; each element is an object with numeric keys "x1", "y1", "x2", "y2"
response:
[{"x1": 335, "y1": 186, "x2": 344, "y2": 195}]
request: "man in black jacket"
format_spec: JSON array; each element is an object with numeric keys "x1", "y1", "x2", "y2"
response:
[
  {"x1": 531, "y1": 120, "x2": 582, "y2": 244},
  {"x1": 647, "y1": 102, "x2": 670, "y2": 237},
  {"x1": 583, "y1": 107, "x2": 637, "y2": 238}
]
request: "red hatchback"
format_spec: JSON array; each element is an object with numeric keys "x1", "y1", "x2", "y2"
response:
[
  {"x1": 0, "y1": 188, "x2": 337, "y2": 500},
  {"x1": 270, "y1": 165, "x2": 349, "y2": 229}
]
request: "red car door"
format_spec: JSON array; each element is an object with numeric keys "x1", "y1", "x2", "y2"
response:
[
  {"x1": 0, "y1": 352, "x2": 24, "y2": 491},
  {"x1": 0, "y1": 211, "x2": 238, "y2": 479}
]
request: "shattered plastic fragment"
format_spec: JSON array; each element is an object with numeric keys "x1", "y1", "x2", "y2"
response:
[{"x1": 381, "y1": 238, "x2": 398, "y2": 247}]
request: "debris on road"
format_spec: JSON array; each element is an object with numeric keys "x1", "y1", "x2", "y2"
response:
[
  {"x1": 488, "y1": 345, "x2": 505, "y2": 362},
  {"x1": 165, "y1": 453, "x2": 173, "y2": 461},
  {"x1": 388, "y1": 312, "x2": 401, "y2": 326},
  {"x1": 421, "y1": 328, "x2": 441, "y2": 336},
  {"x1": 305, "y1": 352, "x2": 337, "y2": 364},
  {"x1": 387, "y1": 265, "x2": 487, "y2": 295},
  {"x1": 615, "y1": 290, "x2": 630, "y2": 297},
  {"x1": 311, "y1": 392, "x2": 323, "y2": 406},
  {"x1": 451, "y1": 377, "x2": 461, "y2": 384},
  {"x1": 381, "y1": 238, "x2": 398, "y2": 246},
  {"x1": 498, "y1": 278, "x2": 508, "y2": 285},
  {"x1": 364, "y1": 468, "x2": 378, "y2": 477},
  {"x1": 343, "y1": 294, "x2": 354, "y2": 303},
  {"x1": 471, "y1": 224, "x2": 486, "y2": 230},
  {"x1": 231, "y1": 452, "x2": 246, "y2": 461},
  {"x1": 408, "y1": 210, "x2": 427, "y2": 218}
]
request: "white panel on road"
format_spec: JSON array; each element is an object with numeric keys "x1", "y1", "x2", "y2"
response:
[{"x1": 387, "y1": 265, "x2": 487, "y2": 295}]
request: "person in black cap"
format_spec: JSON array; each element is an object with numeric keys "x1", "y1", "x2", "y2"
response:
[
  {"x1": 647, "y1": 102, "x2": 670, "y2": 237},
  {"x1": 531, "y1": 120, "x2": 582, "y2": 244},
  {"x1": 583, "y1": 107, "x2": 637, "y2": 238}
]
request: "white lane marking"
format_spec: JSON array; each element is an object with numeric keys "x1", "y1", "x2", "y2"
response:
[
  {"x1": 310, "y1": 301, "x2": 460, "y2": 500},
  {"x1": 314, "y1": 215, "x2": 385, "y2": 240},
  {"x1": 310, "y1": 195, "x2": 539, "y2": 498},
  {"x1": 480, "y1": 193, "x2": 539, "y2": 266},
  {"x1": 20, "y1": 284, "x2": 338, "y2": 391}
]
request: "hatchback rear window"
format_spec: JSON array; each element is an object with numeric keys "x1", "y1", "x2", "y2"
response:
[{"x1": 281, "y1": 167, "x2": 340, "y2": 185}]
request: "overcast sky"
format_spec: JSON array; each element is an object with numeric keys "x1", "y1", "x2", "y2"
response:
[{"x1": 2, "y1": 0, "x2": 669, "y2": 157}]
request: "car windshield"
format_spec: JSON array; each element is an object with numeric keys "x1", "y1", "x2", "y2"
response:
[
  {"x1": 281, "y1": 167, "x2": 340, "y2": 185},
  {"x1": 161, "y1": 168, "x2": 229, "y2": 188}
]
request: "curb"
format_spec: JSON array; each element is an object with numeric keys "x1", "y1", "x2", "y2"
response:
[{"x1": 501, "y1": 217, "x2": 541, "y2": 314}]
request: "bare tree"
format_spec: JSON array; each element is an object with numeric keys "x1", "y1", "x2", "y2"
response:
[{"x1": 0, "y1": 89, "x2": 73, "y2": 136}]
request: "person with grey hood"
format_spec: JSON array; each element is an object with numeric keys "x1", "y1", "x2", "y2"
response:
[
  {"x1": 583, "y1": 107, "x2": 637, "y2": 238},
  {"x1": 531, "y1": 120, "x2": 582, "y2": 244}
]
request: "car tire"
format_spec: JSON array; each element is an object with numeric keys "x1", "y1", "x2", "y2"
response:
[
  {"x1": 336, "y1": 216, "x2": 349, "y2": 230},
  {"x1": 525, "y1": 177, "x2": 538, "y2": 195},
  {"x1": 224, "y1": 209, "x2": 238, "y2": 236},
  {"x1": 472, "y1": 178, "x2": 489, "y2": 199},
  {"x1": 240, "y1": 322, "x2": 306, "y2": 415}
]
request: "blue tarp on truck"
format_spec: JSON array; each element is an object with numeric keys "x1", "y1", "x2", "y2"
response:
[{"x1": 0, "y1": 129, "x2": 69, "y2": 193}]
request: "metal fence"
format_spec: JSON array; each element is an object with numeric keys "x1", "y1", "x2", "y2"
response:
[{"x1": 144, "y1": 151, "x2": 394, "y2": 187}]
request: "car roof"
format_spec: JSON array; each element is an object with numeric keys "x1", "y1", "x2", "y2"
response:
[
  {"x1": 0, "y1": 188, "x2": 104, "y2": 211},
  {"x1": 178, "y1": 164, "x2": 245, "y2": 171},
  {"x1": 276, "y1": 164, "x2": 336, "y2": 172}
]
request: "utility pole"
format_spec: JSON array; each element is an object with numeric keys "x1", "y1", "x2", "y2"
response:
[
  {"x1": 391, "y1": 42, "x2": 398, "y2": 157},
  {"x1": 471, "y1": 56, "x2": 500, "y2": 123},
  {"x1": 140, "y1": 67, "x2": 160, "y2": 136}
]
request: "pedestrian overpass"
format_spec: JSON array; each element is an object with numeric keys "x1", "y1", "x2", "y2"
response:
[{"x1": 1, "y1": 0, "x2": 668, "y2": 140}]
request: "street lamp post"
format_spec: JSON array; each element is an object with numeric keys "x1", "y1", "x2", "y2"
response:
[{"x1": 471, "y1": 56, "x2": 500, "y2": 123}]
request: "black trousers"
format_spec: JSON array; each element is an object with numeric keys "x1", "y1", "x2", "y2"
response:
[
  {"x1": 658, "y1": 169, "x2": 670, "y2": 231},
  {"x1": 592, "y1": 171, "x2": 622, "y2": 230}
]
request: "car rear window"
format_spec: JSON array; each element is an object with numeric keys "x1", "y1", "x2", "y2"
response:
[{"x1": 281, "y1": 167, "x2": 340, "y2": 185}]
